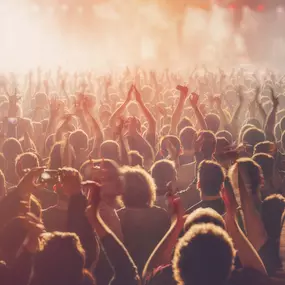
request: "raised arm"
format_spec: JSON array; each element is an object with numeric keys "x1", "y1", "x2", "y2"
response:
[
  {"x1": 222, "y1": 178, "x2": 267, "y2": 275},
  {"x1": 189, "y1": 92, "x2": 207, "y2": 130},
  {"x1": 86, "y1": 183, "x2": 140, "y2": 285},
  {"x1": 169, "y1": 85, "x2": 188, "y2": 135},
  {"x1": 109, "y1": 85, "x2": 132, "y2": 130},
  {"x1": 142, "y1": 197, "x2": 185, "y2": 279},
  {"x1": 134, "y1": 85, "x2": 156, "y2": 137},
  {"x1": 264, "y1": 87, "x2": 279, "y2": 142},
  {"x1": 255, "y1": 86, "x2": 267, "y2": 123}
]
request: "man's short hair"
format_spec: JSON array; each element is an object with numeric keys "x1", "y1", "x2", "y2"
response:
[
  {"x1": 173, "y1": 224, "x2": 235, "y2": 285},
  {"x1": 121, "y1": 166, "x2": 156, "y2": 208},
  {"x1": 261, "y1": 194, "x2": 285, "y2": 240},
  {"x1": 128, "y1": 150, "x2": 144, "y2": 167},
  {"x1": 69, "y1": 130, "x2": 88, "y2": 151},
  {"x1": 205, "y1": 113, "x2": 220, "y2": 133},
  {"x1": 216, "y1": 130, "x2": 233, "y2": 145},
  {"x1": 179, "y1": 127, "x2": 197, "y2": 151},
  {"x1": 198, "y1": 130, "x2": 217, "y2": 159},
  {"x1": 177, "y1": 117, "x2": 193, "y2": 134},
  {"x1": 100, "y1": 140, "x2": 120, "y2": 163},
  {"x1": 150, "y1": 159, "x2": 176, "y2": 189},
  {"x1": 184, "y1": 208, "x2": 226, "y2": 234},
  {"x1": 242, "y1": 127, "x2": 266, "y2": 147},
  {"x1": 254, "y1": 141, "x2": 276, "y2": 156},
  {"x1": 252, "y1": 153, "x2": 274, "y2": 181},
  {"x1": 198, "y1": 160, "x2": 225, "y2": 197},
  {"x1": 160, "y1": 135, "x2": 181, "y2": 158},
  {"x1": 15, "y1": 152, "x2": 40, "y2": 178}
]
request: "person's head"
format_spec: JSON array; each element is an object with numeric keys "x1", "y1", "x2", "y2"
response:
[
  {"x1": 151, "y1": 159, "x2": 176, "y2": 192},
  {"x1": 32, "y1": 232, "x2": 91, "y2": 285},
  {"x1": 2, "y1": 138, "x2": 23, "y2": 162},
  {"x1": 197, "y1": 160, "x2": 225, "y2": 198},
  {"x1": 205, "y1": 113, "x2": 220, "y2": 133},
  {"x1": 0, "y1": 170, "x2": 6, "y2": 200},
  {"x1": 173, "y1": 224, "x2": 235, "y2": 285},
  {"x1": 100, "y1": 140, "x2": 121, "y2": 163},
  {"x1": 228, "y1": 158, "x2": 263, "y2": 198},
  {"x1": 177, "y1": 117, "x2": 193, "y2": 134},
  {"x1": 238, "y1": 124, "x2": 254, "y2": 144},
  {"x1": 216, "y1": 130, "x2": 233, "y2": 145},
  {"x1": 128, "y1": 150, "x2": 144, "y2": 168},
  {"x1": 215, "y1": 137, "x2": 230, "y2": 155},
  {"x1": 15, "y1": 152, "x2": 40, "y2": 178},
  {"x1": 245, "y1": 118, "x2": 262, "y2": 129},
  {"x1": 254, "y1": 141, "x2": 276, "y2": 156},
  {"x1": 128, "y1": 101, "x2": 140, "y2": 117},
  {"x1": 121, "y1": 166, "x2": 156, "y2": 208},
  {"x1": 160, "y1": 135, "x2": 181, "y2": 158},
  {"x1": 197, "y1": 130, "x2": 217, "y2": 159},
  {"x1": 242, "y1": 127, "x2": 265, "y2": 148},
  {"x1": 261, "y1": 194, "x2": 285, "y2": 241},
  {"x1": 35, "y1": 92, "x2": 48, "y2": 108},
  {"x1": 252, "y1": 153, "x2": 274, "y2": 183},
  {"x1": 179, "y1": 127, "x2": 197, "y2": 152},
  {"x1": 184, "y1": 208, "x2": 225, "y2": 234},
  {"x1": 93, "y1": 159, "x2": 123, "y2": 200},
  {"x1": 69, "y1": 130, "x2": 88, "y2": 152}
]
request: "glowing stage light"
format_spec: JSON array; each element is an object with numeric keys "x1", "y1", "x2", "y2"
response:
[{"x1": 61, "y1": 4, "x2": 69, "y2": 13}]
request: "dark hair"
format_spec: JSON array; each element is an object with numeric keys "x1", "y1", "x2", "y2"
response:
[
  {"x1": 261, "y1": 194, "x2": 285, "y2": 240},
  {"x1": 215, "y1": 137, "x2": 230, "y2": 155},
  {"x1": 128, "y1": 150, "x2": 144, "y2": 167},
  {"x1": 177, "y1": 117, "x2": 193, "y2": 134},
  {"x1": 198, "y1": 130, "x2": 217, "y2": 159},
  {"x1": 205, "y1": 113, "x2": 220, "y2": 133},
  {"x1": 216, "y1": 130, "x2": 233, "y2": 145},
  {"x1": 246, "y1": 118, "x2": 262, "y2": 129},
  {"x1": 179, "y1": 127, "x2": 197, "y2": 151},
  {"x1": 173, "y1": 224, "x2": 235, "y2": 285},
  {"x1": 48, "y1": 142, "x2": 62, "y2": 170},
  {"x1": 184, "y1": 208, "x2": 226, "y2": 233},
  {"x1": 252, "y1": 153, "x2": 274, "y2": 181},
  {"x1": 254, "y1": 141, "x2": 276, "y2": 155},
  {"x1": 2, "y1": 138, "x2": 23, "y2": 161},
  {"x1": 121, "y1": 166, "x2": 156, "y2": 208},
  {"x1": 242, "y1": 127, "x2": 265, "y2": 147},
  {"x1": 69, "y1": 130, "x2": 88, "y2": 152},
  {"x1": 151, "y1": 159, "x2": 176, "y2": 190},
  {"x1": 15, "y1": 152, "x2": 40, "y2": 178},
  {"x1": 32, "y1": 232, "x2": 86, "y2": 285},
  {"x1": 198, "y1": 160, "x2": 225, "y2": 197},
  {"x1": 100, "y1": 140, "x2": 121, "y2": 163},
  {"x1": 238, "y1": 124, "x2": 255, "y2": 144}
]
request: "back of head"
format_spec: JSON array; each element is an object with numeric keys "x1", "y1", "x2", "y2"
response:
[
  {"x1": 35, "y1": 92, "x2": 48, "y2": 107},
  {"x1": 15, "y1": 152, "x2": 40, "y2": 178},
  {"x1": 198, "y1": 160, "x2": 225, "y2": 197},
  {"x1": 184, "y1": 208, "x2": 225, "y2": 234},
  {"x1": 179, "y1": 127, "x2": 197, "y2": 151},
  {"x1": 100, "y1": 140, "x2": 120, "y2": 163},
  {"x1": 215, "y1": 137, "x2": 230, "y2": 155},
  {"x1": 205, "y1": 113, "x2": 220, "y2": 133},
  {"x1": 151, "y1": 159, "x2": 176, "y2": 191},
  {"x1": 238, "y1": 124, "x2": 254, "y2": 144},
  {"x1": 128, "y1": 150, "x2": 144, "y2": 167},
  {"x1": 261, "y1": 194, "x2": 285, "y2": 240},
  {"x1": 173, "y1": 224, "x2": 235, "y2": 285},
  {"x1": 246, "y1": 117, "x2": 262, "y2": 129},
  {"x1": 177, "y1": 117, "x2": 193, "y2": 134},
  {"x1": 216, "y1": 130, "x2": 233, "y2": 145},
  {"x1": 33, "y1": 232, "x2": 85, "y2": 285},
  {"x1": 252, "y1": 153, "x2": 274, "y2": 182},
  {"x1": 69, "y1": 130, "x2": 88, "y2": 152},
  {"x1": 2, "y1": 138, "x2": 23, "y2": 161},
  {"x1": 254, "y1": 141, "x2": 276, "y2": 156},
  {"x1": 242, "y1": 127, "x2": 265, "y2": 148},
  {"x1": 160, "y1": 135, "x2": 181, "y2": 158},
  {"x1": 198, "y1": 130, "x2": 217, "y2": 159},
  {"x1": 122, "y1": 166, "x2": 156, "y2": 208}
]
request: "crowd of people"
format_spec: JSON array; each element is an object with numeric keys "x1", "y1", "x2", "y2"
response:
[{"x1": 0, "y1": 66, "x2": 285, "y2": 285}]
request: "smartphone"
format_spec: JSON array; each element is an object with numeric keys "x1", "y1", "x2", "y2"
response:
[{"x1": 39, "y1": 170, "x2": 60, "y2": 184}]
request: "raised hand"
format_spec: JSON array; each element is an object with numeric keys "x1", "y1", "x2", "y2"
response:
[
  {"x1": 134, "y1": 85, "x2": 143, "y2": 103},
  {"x1": 189, "y1": 92, "x2": 199, "y2": 107},
  {"x1": 176, "y1": 85, "x2": 188, "y2": 99},
  {"x1": 213, "y1": 94, "x2": 222, "y2": 108},
  {"x1": 126, "y1": 84, "x2": 134, "y2": 103}
]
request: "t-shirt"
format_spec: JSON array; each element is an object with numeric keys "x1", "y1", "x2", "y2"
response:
[
  {"x1": 118, "y1": 206, "x2": 171, "y2": 274},
  {"x1": 176, "y1": 161, "x2": 196, "y2": 191},
  {"x1": 185, "y1": 198, "x2": 225, "y2": 216}
]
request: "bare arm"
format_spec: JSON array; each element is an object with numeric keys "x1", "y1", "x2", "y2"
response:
[
  {"x1": 169, "y1": 86, "x2": 188, "y2": 135},
  {"x1": 189, "y1": 92, "x2": 207, "y2": 130}
]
